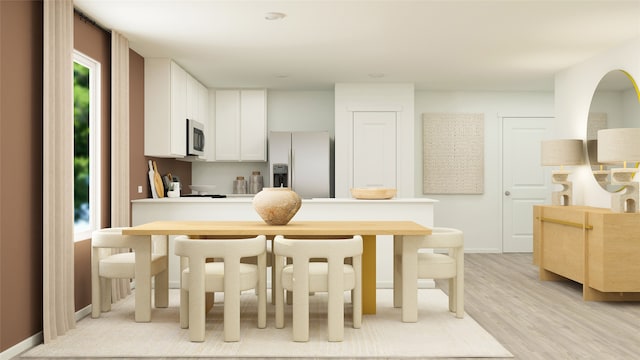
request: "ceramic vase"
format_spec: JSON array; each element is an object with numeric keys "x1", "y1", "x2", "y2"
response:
[{"x1": 252, "y1": 187, "x2": 301, "y2": 225}]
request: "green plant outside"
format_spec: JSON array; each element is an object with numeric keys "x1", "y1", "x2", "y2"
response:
[{"x1": 74, "y1": 62, "x2": 90, "y2": 225}]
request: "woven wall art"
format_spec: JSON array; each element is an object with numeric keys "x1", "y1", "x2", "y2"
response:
[{"x1": 423, "y1": 113, "x2": 484, "y2": 194}]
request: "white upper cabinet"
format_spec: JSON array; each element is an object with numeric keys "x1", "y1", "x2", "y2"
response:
[
  {"x1": 145, "y1": 58, "x2": 187, "y2": 158},
  {"x1": 145, "y1": 58, "x2": 208, "y2": 159},
  {"x1": 214, "y1": 89, "x2": 267, "y2": 161}
]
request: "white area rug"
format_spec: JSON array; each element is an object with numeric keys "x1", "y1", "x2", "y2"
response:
[{"x1": 22, "y1": 289, "x2": 512, "y2": 358}]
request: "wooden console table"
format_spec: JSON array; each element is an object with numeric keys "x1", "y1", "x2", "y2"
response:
[{"x1": 533, "y1": 205, "x2": 640, "y2": 301}]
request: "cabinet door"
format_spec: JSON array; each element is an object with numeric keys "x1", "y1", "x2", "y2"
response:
[
  {"x1": 240, "y1": 90, "x2": 267, "y2": 161},
  {"x1": 197, "y1": 83, "x2": 209, "y2": 159},
  {"x1": 352, "y1": 111, "x2": 397, "y2": 188},
  {"x1": 186, "y1": 74, "x2": 199, "y2": 121},
  {"x1": 215, "y1": 90, "x2": 241, "y2": 160},
  {"x1": 170, "y1": 61, "x2": 187, "y2": 156}
]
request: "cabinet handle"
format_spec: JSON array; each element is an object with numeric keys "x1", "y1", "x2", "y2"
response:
[{"x1": 537, "y1": 216, "x2": 593, "y2": 230}]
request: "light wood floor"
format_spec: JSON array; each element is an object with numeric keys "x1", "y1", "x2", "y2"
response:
[{"x1": 436, "y1": 253, "x2": 640, "y2": 360}]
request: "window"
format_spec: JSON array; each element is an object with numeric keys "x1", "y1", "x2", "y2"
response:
[{"x1": 73, "y1": 51, "x2": 101, "y2": 241}]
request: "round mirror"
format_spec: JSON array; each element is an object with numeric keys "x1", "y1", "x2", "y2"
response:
[{"x1": 587, "y1": 70, "x2": 640, "y2": 192}]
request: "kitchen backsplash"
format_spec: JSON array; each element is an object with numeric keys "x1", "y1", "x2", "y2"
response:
[{"x1": 192, "y1": 162, "x2": 269, "y2": 195}]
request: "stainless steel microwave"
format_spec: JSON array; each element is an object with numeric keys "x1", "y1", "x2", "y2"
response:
[{"x1": 187, "y1": 119, "x2": 205, "y2": 156}]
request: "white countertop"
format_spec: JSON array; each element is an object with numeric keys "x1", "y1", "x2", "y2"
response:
[{"x1": 131, "y1": 196, "x2": 438, "y2": 204}]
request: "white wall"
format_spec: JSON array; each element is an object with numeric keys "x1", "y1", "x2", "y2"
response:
[
  {"x1": 555, "y1": 38, "x2": 640, "y2": 208},
  {"x1": 414, "y1": 91, "x2": 554, "y2": 252},
  {"x1": 193, "y1": 90, "x2": 334, "y2": 194}
]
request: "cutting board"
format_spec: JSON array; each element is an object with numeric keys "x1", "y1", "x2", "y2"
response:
[
  {"x1": 148, "y1": 160, "x2": 158, "y2": 198},
  {"x1": 153, "y1": 161, "x2": 165, "y2": 198}
]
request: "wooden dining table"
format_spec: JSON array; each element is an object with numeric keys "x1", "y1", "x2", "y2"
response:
[{"x1": 122, "y1": 220, "x2": 431, "y2": 322}]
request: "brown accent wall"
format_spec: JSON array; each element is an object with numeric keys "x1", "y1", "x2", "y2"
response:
[
  {"x1": 0, "y1": 4, "x2": 192, "y2": 352},
  {"x1": 73, "y1": 11, "x2": 111, "y2": 311},
  {"x1": 0, "y1": 0, "x2": 43, "y2": 352}
]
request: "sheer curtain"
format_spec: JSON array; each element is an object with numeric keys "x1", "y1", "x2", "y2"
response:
[
  {"x1": 43, "y1": 0, "x2": 75, "y2": 342},
  {"x1": 111, "y1": 31, "x2": 131, "y2": 301}
]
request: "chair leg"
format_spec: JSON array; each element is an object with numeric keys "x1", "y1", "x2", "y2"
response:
[
  {"x1": 455, "y1": 270, "x2": 464, "y2": 318},
  {"x1": 327, "y1": 260, "x2": 344, "y2": 342},
  {"x1": 393, "y1": 235, "x2": 402, "y2": 308},
  {"x1": 352, "y1": 255, "x2": 362, "y2": 329},
  {"x1": 401, "y1": 237, "x2": 419, "y2": 323},
  {"x1": 275, "y1": 255, "x2": 285, "y2": 329},
  {"x1": 448, "y1": 277, "x2": 455, "y2": 312},
  {"x1": 154, "y1": 267, "x2": 169, "y2": 308},
  {"x1": 101, "y1": 278, "x2": 112, "y2": 313},
  {"x1": 223, "y1": 261, "x2": 241, "y2": 342},
  {"x1": 188, "y1": 262, "x2": 206, "y2": 342},
  {"x1": 292, "y1": 259, "x2": 310, "y2": 342},
  {"x1": 180, "y1": 288, "x2": 189, "y2": 329},
  {"x1": 257, "y1": 252, "x2": 267, "y2": 329}
]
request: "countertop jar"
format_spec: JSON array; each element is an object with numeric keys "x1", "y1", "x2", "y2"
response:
[
  {"x1": 233, "y1": 176, "x2": 247, "y2": 194},
  {"x1": 249, "y1": 171, "x2": 264, "y2": 194}
]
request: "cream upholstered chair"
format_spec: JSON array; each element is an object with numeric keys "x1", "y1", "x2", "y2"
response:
[
  {"x1": 91, "y1": 227, "x2": 169, "y2": 320},
  {"x1": 395, "y1": 227, "x2": 464, "y2": 322},
  {"x1": 274, "y1": 235, "x2": 363, "y2": 342},
  {"x1": 174, "y1": 235, "x2": 266, "y2": 342}
]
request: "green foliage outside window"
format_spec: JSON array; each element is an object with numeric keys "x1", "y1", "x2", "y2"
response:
[{"x1": 74, "y1": 62, "x2": 90, "y2": 225}]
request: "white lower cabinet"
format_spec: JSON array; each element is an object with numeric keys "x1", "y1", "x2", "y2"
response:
[{"x1": 214, "y1": 89, "x2": 267, "y2": 161}]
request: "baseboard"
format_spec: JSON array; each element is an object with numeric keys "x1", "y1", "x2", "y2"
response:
[{"x1": 0, "y1": 331, "x2": 43, "y2": 360}]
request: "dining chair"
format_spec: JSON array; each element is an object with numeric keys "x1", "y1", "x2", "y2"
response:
[
  {"x1": 274, "y1": 235, "x2": 363, "y2": 342},
  {"x1": 91, "y1": 227, "x2": 169, "y2": 320},
  {"x1": 396, "y1": 227, "x2": 464, "y2": 322},
  {"x1": 174, "y1": 235, "x2": 267, "y2": 342}
]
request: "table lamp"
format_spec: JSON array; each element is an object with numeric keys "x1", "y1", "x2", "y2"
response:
[
  {"x1": 586, "y1": 139, "x2": 610, "y2": 187},
  {"x1": 597, "y1": 128, "x2": 640, "y2": 213},
  {"x1": 541, "y1": 139, "x2": 585, "y2": 206}
]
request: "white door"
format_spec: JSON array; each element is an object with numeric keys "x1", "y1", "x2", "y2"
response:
[
  {"x1": 502, "y1": 117, "x2": 554, "y2": 252},
  {"x1": 352, "y1": 112, "x2": 397, "y2": 188}
]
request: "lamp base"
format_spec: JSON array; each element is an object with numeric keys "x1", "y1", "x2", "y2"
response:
[
  {"x1": 551, "y1": 170, "x2": 572, "y2": 206},
  {"x1": 592, "y1": 170, "x2": 609, "y2": 187},
  {"x1": 610, "y1": 168, "x2": 638, "y2": 213}
]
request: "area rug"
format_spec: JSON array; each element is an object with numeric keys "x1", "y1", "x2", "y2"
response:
[{"x1": 21, "y1": 289, "x2": 512, "y2": 358}]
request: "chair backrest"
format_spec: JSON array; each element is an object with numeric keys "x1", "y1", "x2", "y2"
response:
[
  {"x1": 174, "y1": 235, "x2": 266, "y2": 263},
  {"x1": 405, "y1": 227, "x2": 463, "y2": 249},
  {"x1": 91, "y1": 227, "x2": 144, "y2": 248},
  {"x1": 273, "y1": 235, "x2": 363, "y2": 262}
]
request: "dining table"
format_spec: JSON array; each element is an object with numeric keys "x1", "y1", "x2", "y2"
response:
[{"x1": 122, "y1": 220, "x2": 431, "y2": 322}]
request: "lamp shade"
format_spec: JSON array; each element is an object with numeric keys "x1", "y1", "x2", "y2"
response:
[
  {"x1": 597, "y1": 128, "x2": 640, "y2": 164},
  {"x1": 541, "y1": 139, "x2": 584, "y2": 166}
]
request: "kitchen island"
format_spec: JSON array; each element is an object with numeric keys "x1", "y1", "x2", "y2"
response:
[{"x1": 131, "y1": 197, "x2": 437, "y2": 290}]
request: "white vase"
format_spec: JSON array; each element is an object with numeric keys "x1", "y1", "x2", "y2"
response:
[{"x1": 252, "y1": 187, "x2": 301, "y2": 225}]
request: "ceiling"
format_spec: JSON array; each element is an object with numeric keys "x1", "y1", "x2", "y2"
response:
[{"x1": 73, "y1": 0, "x2": 640, "y2": 91}]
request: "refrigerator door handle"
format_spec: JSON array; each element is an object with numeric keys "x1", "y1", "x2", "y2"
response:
[{"x1": 289, "y1": 149, "x2": 294, "y2": 190}]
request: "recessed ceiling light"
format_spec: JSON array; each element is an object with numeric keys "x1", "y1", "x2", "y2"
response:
[
  {"x1": 274, "y1": 73, "x2": 289, "y2": 78},
  {"x1": 368, "y1": 73, "x2": 385, "y2": 78},
  {"x1": 265, "y1": 12, "x2": 286, "y2": 21}
]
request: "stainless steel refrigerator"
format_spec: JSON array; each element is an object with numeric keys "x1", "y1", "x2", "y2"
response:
[{"x1": 268, "y1": 131, "x2": 330, "y2": 198}]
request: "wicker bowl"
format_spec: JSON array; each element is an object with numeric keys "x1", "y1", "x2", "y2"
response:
[{"x1": 350, "y1": 187, "x2": 397, "y2": 200}]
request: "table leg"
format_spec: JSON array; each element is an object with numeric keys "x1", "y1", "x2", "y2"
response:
[
  {"x1": 362, "y1": 235, "x2": 376, "y2": 315},
  {"x1": 134, "y1": 236, "x2": 152, "y2": 322}
]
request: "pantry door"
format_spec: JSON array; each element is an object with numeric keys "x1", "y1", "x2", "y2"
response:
[{"x1": 502, "y1": 117, "x2": 554, "y2": 252}]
